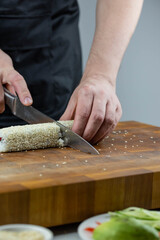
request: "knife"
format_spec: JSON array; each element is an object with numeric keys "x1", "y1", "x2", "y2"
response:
[{"x1": 4, "y1": 87, "x2": 99, "y2": 155}]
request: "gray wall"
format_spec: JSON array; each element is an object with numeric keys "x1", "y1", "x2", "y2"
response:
[{"x1": 78, "y1": 0, "x2": 160, "y2": 127}]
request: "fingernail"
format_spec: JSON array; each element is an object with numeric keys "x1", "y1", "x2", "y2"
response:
[{"x1": 24, "y1": 97, "x2": 32, "y2": 105}]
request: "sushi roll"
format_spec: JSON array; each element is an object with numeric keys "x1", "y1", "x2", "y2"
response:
[{"x1": 0, "y1": 121, "x2": 73, "y2": 152}]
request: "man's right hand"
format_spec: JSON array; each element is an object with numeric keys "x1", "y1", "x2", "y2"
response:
[{"x1": 0, "y1": 49, "x2": 32, "y2": 113}]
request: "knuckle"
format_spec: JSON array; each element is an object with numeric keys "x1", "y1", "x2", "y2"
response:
[
  {"x1": 8, "y1": 70, "x2": 24, "y2": 84},
  {"x1": 78, "y1": 88, "x2": 84, "y2": 96},
  {"x1": 79, "y1": 85, "x2": 95, "y2": 96},
  {"x1": 105, "y1": 116, "x2": 114, "y2": 126},
  {"x1": 97, "y1": 89, "x2": 106, "y2": 97},
  {"x1": 14, "y1": 75, "x2": 24, "y2": 84},
  {"x1": 93, "y1": 112, "x2": 104, "y2": 123},
  {"x1": 117, "y1": 105, "x2": 123, "y2": 118}
]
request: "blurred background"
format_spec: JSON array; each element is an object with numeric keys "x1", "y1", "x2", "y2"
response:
[{"x1": 78, "y1": 0, "x2": 160, "y2": 126}]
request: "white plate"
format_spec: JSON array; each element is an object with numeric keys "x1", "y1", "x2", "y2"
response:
[
  {"x1": 0, "y1": 224, "x2": 54, "y2": 240},
  {"x1": 78, "y1": 214, "x2": 110, "y2": 240}
]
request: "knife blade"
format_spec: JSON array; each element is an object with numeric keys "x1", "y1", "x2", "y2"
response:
[{"x1": 4, "y1": 87, "x2": 99, "y2": 155}]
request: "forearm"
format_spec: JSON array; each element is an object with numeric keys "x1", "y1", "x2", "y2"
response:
[{"x1": 83, "y1": 0, "x2": 144, "y2": 86}]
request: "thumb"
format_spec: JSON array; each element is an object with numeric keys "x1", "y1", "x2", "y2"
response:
[{"x1": 60, "y1": 97, "x2": 77, "y2": 121}]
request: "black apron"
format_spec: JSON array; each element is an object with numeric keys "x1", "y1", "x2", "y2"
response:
[{"x1": 0, "y1": 0, "x2": 82, "y2": 128}]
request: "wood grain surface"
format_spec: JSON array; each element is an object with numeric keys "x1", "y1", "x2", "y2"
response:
[{"x1": 0, "y1": 121, "x2": 160, "y2": 227}]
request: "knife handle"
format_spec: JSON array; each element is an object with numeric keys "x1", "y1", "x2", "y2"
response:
[{"x1": 3, "y1": 87, "x2": 17, "y2": 114}]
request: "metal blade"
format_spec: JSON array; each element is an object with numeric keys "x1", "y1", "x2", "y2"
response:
[
  {"x1": 54, "y1": 121, "x2": 99, "y2": 155},
  {"x1": 13, "y1": 101, "x2": 55, "y2": 124},
  {"x1": 4, "y1": 87, "x2": 99, "y2": 155}
]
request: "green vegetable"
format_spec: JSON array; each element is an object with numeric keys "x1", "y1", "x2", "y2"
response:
[
  {"x1": 110, "y1": 207, "x2": 160, "y2": 220},
  {"x1": 93, "y1": 216, "x2": 159, "y2": 240},
  {"x1": 109, "y1": 207, "x2": 160, "y2": 230}
]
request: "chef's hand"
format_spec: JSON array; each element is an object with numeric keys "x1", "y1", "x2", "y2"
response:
[
  {"x1": 60, "y1": 75, "x2": 122, "y2": 144},
  {"x1": 0, "y1": 49, "x2": 32, "y2": 113}
]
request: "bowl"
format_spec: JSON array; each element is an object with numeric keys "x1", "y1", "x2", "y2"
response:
[{"x1": 0, "y1": 224, "x2": 54, "y2": 240}]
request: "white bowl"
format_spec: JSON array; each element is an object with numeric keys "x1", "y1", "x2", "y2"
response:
[{"x1": 0, "y1": 224, "x2": 54, "y2": 240}]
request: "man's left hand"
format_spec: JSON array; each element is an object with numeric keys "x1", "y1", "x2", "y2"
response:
[{"x1": 60, "y1": 75, "x2": 122, "y2": 144}]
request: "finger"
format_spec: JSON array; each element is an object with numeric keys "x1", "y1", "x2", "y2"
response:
[
  {"x1": 82, "y1": 96, "x2": 106, "y2": 142},
  {"x1": 92, "y1": 123, "x2": 115, "y2": 145},
  {"x1": 115, "y1": 104, "x2": 122, "y2": 123},
  {"x1": 60, "y1": 94, "x2": 77, "y2": 121},
  {"x1": 72, "y1": 88, "x2": 94, "y2": 136},
  {"x1": 0, "y1": 83, "x2": 5, "y2": 113},
  {"x1": 90, "y1": 102, "x2": 116, "y2": 144},
  {"x1": 4, "y1": 70, "x2": 33, "y2": 106},
  {"x1": 5, "y1": 83, "x2": 16, "y2": 96}
]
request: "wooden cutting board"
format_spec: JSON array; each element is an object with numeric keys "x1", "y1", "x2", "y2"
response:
[{"x1": 0, "y1": 121, "x2": 160, "y2": 227}]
